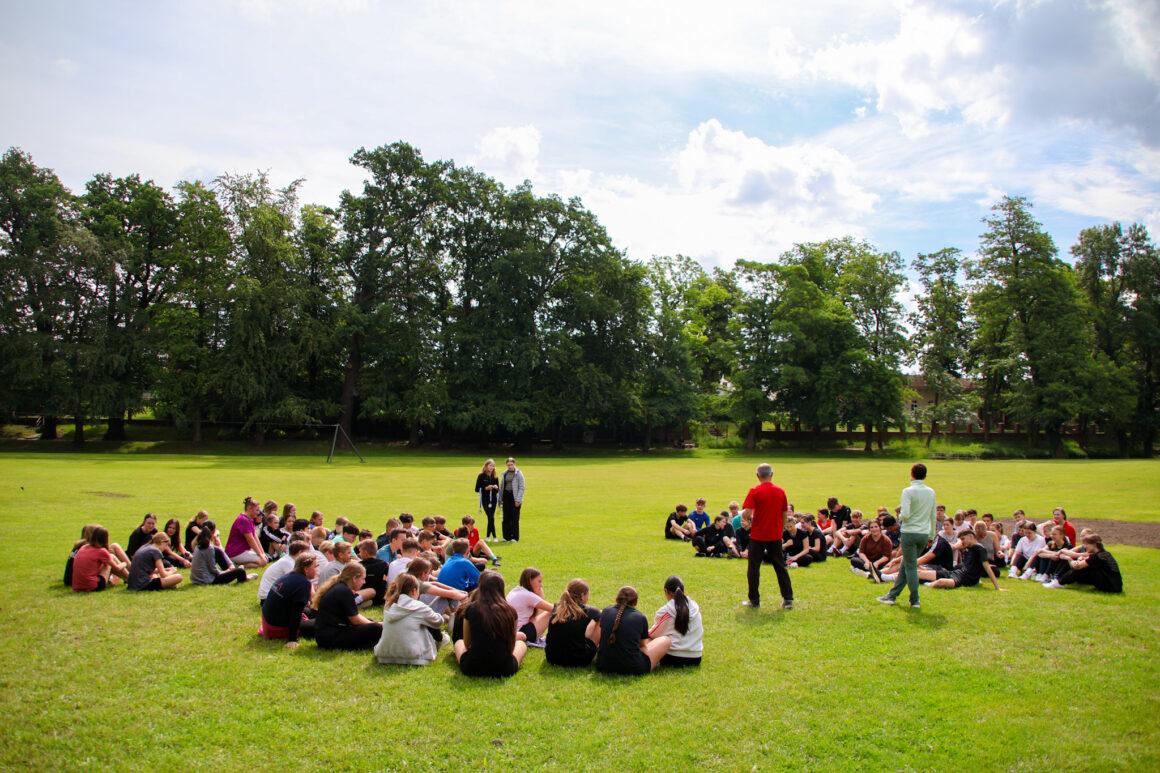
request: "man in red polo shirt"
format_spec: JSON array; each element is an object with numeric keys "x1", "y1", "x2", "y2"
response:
[{"x1": 741, "y1": 462, "x2": 794, "y2": 609}]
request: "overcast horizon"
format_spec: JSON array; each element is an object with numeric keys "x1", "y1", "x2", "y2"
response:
[{"x1": 2, "y1": 0, "x2": 1158, "y2": 274}]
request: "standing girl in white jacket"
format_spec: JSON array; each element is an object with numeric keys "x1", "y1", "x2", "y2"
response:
[
  {"x1": 648, "y1": 575, "x2": 703, "y2": 667},
  {"x1": 374, "y1": 574, "x2": 446, "y2": 666}
]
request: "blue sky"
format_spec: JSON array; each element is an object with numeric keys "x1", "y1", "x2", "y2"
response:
[{"x1": 2, "y1": 0, "x2": 1157, "y2": 280}]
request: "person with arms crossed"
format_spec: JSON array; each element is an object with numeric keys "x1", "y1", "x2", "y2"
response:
[
  {"x1": 878, "y1": 463, "x2": 936, "y2": 608},
  {"x1": 741, "y1": 463, "x2": 794, "y2": 610}
]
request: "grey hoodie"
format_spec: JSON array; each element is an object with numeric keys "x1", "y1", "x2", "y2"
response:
[{"x1": 374, "y1": 594, "x2": 445, "y2": 666}]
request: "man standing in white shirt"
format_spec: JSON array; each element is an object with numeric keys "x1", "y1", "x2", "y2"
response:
[{"x1": 878, "y1": 463, "x2": 936, "y2": 609}]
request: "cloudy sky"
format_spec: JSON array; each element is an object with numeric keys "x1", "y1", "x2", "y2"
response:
[{"x1": 2, "y1": 0, "x2": 1158, "y2": 271}]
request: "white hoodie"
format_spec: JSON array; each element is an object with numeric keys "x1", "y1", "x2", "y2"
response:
[
  {"x1": 374, "y1": 594, "x2": 446, "y2": 666},
  {"x1": 650, "y1": 597, "x2": 703, "y2": 659}
]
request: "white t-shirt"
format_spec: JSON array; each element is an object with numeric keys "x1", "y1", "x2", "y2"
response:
[
  {"x1": 258, "y1": 553, "x2": 294, "y2": 601},
  {"x1": 387, "y1": 556, "x2": 414, "y2": 584},
  {"x1": 650, "y1": 597, "x2": 703, "y2": 659},
  {"x1": 1014, "y1": 534, "x2": 1046, "y2": 560},
  {"x1": 506, "y1": 586, "x2": 543, "y2": 629}
]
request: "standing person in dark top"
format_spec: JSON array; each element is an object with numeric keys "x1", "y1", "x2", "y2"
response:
[
  {"x1": 475, "y1": 459, "x2": 501, "y2": 542},
  {"x1": 454, "y1": 570, "x2": 528, "y2": 677},
  {"x1": 741, "y1": 463, "x2": 794, "y2": 609},
  {"x1": 127, "y1": 513, "x2": 159, "y2": 558},
  {"x1": 915, "y1": 529, "x2": 1005, "y2": 591},
  {"x1": 500, "y1": 457, "x2": 526, "y2": 542},
  {"x1": 261, "y1": 553, "x2": 319, "y2": 648},
  {"x1": 545, "y1": 579, "x2": 601, "y2": 668},
  {"x1": 595, "y1": 586, "x2": 671, "y2": 675},
  {"x1": 311, "y1": 563, "x2": 382, "y2": 650},
  {"x1": 1048, "y1": 534, "x2": 1122, "y2": 592}
]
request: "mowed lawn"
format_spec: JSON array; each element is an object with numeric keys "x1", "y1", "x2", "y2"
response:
[{"x1": 1, "y1": 450, "x2": 1158, "y2": 771}]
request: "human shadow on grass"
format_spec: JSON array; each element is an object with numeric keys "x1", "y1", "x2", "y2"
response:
[
  {"x1": 733, "y1": 607, "x2": 790, "y2": 627},
  {"x1": 903, "y1": 609, "x2": 947, "y2": 629}
]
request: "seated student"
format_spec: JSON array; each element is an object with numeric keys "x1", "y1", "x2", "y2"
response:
[
  {"x1": 826, "y1": 497, "x2": 852, "y2": 532},
  {"x1": 436, "y1": 539, "x2": 481, "y2": 593},
  {"x1": 416, "y1": 531, "x2": 442, "y2": 561},
  {"x1": 804, "y1": 514, "x2": 827, "y2": 564},
  {"x1": 1052, "y1": 507, "x2": 1077, "y2": 547},
  {"x1": 184, "y1": 510, "x2": 209, "y2": 553},
  {"x1": 259, "y1": 511, "x2": 289, "y2": 562},
  {"x1": 376, "y1": 518, "x2": 401, "y2": 549},
  {"x1": 280, "y1": 503, "x2": 297, "y2": 533},
  {"x1": 1009, "y1": 522, "x2": 1047, "y2": 579},
  {"x1": 734, "y1": 512, "x2": 752, "y2": 558},
  {"x1": 545, "y1": 579, "x2": 601, "y2": 668},
  {"x1": 317, "y1": 540, "x2": 336, "y2": 569},
  {"x1": 309, "y1": 510, "x2": 326, "y2": 530},
  {"x1": 374, "y1": 574, "x2": 447, "y2": 666},
  {"x1": 259, "y1": 539, "x2": 312, "y2": 602},
  {"x1": 337, "y1": 522, "x2": 360, "y2": 545},
  {"x1": 1033, "y1": 526, "x2": 1072, "y2": 583},
  {"x1": 973, "y1": 522, "x2": 1004, "y2": 573},
  {"x1": 399, "y1": 513, "x2": 419, "y2": 536},
  {"x1": 880, "y1": 515, "x2": 901, "y2": 549},
  {"x1": 833, "y1": 510, "x2": 867, "y2": 556},
  {"x1": 649, "y1": 576, "x2": 702, "y2": 667},
  {"x1": 260, "y1": 553, "x2": 319, "y2": 647},
  {"x1": 994, "y1": 522, "x2": 1010, "y2": 561},
  {"x1": 407, "y1": 557, "x2": 468, "y2": 616},
  {"x1": 191, "y1": 521, "x2": 251, "y2": 585},
  {"x1": 849, "y1": 520, "x2": 893, "y2": 581},
  {"x1": 595, "y1": 586, "x2": 671, "y2": 675},
  {"x1": 225, "y1": 497, "x2": 268, "y2": 568},
  {"x1": 665, "y1": 505, "x2": 695, "y2": 541},
  {"x1": 688, "y1": 498, "x2": 711, "y2": 531},
  {"x1": 319, "y1": 542, "x2": 377, "y2": 605},
  {"x1": 328, "y1": 515, "x2": 348, "y2": 541},
  {"x1": 162, "y1": 519, "x2": 193, "y2": 568},
  {"x1": 454, "y1": 570, "x2": 528, "y2": 678},
  {"x1": 881, "y1": 521, "x2": 953, "y2": 581},
  {"x1": 376, "y1": 528, "x2": 406, "y2": 564},
  {"x1": 71, "y1": 525, "x2": 131, "y2": 591},
  {"x1": 127, "y1": 533, "x2": 184, "y2": 591},
  {"x1": 126, "y1": 513, "x2": 159, "y2": 559},
  {"x1": 1046, "y1": 534, "x2": 1122, "y2": 592},
  {"x1": 915, "y1": 529, "x2": 1005, "y2": 591},
  {"x1": 693, "y1": 513, "x2": 738, "y2": 558},
  {"x1": 455, "y1": 515, "x2": 502, "y2": 568},
  {"x1": 419, "y1": 517, "x2": 451, "y2": 556},
  {"x1": 357, "y1": 539, "x2": 390, "y2": 605},
  {"x1": 507, "y1": 568, "x2": 554, "y2": 647},
  {"x1": 311, "y1": 563, "x2": 382, "y2": 650},
  {"x1": 815, "y1": 509, "x2": 835, "y2": 548},
  {"x1": 433, "y1": 516, "x2": 454, "y2": 539},
  {"x1": 727, "y1": 501, "x2": 742, "y2": 531},
  {"x1": 387, "y1": 539, "x2": 420, "y2": 585},
  {"x1": 66, "y1": 524, "x2": 130, "y2": 587},
  {"x1": 783, "y1": 517, "x2": 813, "y2": 567}
]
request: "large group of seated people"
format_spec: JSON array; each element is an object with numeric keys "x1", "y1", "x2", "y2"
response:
[
  {"x1": 63, "y1": 496, "x2": 704, "y2": 678},
  {"x1": 664, "y1": 498, "x2": 1124, "y2": 594}
]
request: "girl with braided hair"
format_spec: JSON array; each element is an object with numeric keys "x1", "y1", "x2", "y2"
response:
[{"x1": 595, "y1": 586, "x2": 671, "y2": 675}]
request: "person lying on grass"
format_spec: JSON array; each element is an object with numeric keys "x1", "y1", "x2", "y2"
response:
[
  {"x1": 127, "y1": 532, "x2": 183, "y2": 591},
  {"x1": 454, "y1": 570, "x2": 528, "y2": 678},
  {"x1": 374, "y1": 573, "x2": 447, "y2": 667},
  {"x1": 596, "y1": 586, "x2": 671, "y2": 675},
  {"x1": 912, "y1": 529, "x2": 1005, "y2": 591}
]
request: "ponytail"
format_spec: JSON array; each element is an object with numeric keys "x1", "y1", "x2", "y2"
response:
[
  {"x1": 552, "y1": 579, "x2": 589, "y2": 624},
  {"x1": 385, "y1": 574, "x2": 419, "y2": 608},
  {"x1": 608, "y1": 586, "x2": 638, "y2": 644},
  {"x1": 664, "y1": 575, "x2": 689, "y2": 635},
  {"x1": 196, "y1": 520, "x2": 216, "y2": 550}
]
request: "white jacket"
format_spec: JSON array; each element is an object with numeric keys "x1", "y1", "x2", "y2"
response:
[
  {"x1": 650, "y1": 597, "x2": 703, "y2": 659},
  {"x1": 374, "y1": 594, "x2": 446, "y2": 666}
]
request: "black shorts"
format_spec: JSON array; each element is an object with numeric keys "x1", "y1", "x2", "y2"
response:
[
  {"x1": 459, "y1": 650, "x2": 519, "y2": 678},
  {"x1": 94, "y1": 575, "x2": 108, "y2": 591},
  {"x1": 934, "y1": 566, "x2": 953, "y2": 580},
  {"x1": 546, "y1": 640, "x2": 597, "y2": 668},
  {"x1": 134, "y1": 577, "x2": 163, "y2": 591},
  {"x1": 519, "y1": 622, "x2": 539, "y2": 643},
  {"x1": 596, "y1": 651, "x2": 651, "y2": 676},
  {"x1": 660, "y1": 653, "x2": 701, "y2": 668}
]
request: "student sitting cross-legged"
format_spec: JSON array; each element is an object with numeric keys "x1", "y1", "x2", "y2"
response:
[
  {"x1": 260, "y1": 553, "x2": 319, "y2": 648},
  {"x1": 506, "y1": 567, "x2": 554, "y2": 647},
  {"x1": 70, "y1": 525, "x2": 131, "y2": 592},
  {"x1": 649, "y1": 576, "x2": 702, "y2": 668},
  {"x1": 191, "y1": 521, "x2": 251, "y2": 586},
  {"x1": 374, "y1": 574, "x2": 447, "y2": 666},
  {"x1": 595, "y1": 586, "x2": 671, "y2": 676},
  {"x1": 545, "y1": 579, "x2": 601, "y2": 668},
  {"x1": 913, "y1": 529, "x2": 1006, "y2": 592},
  {"x1": 127, "y1": 533, "x2": 184, "y2": 591},
  {"x1": 311, "y1": 563, "x2": 382, "y2": 651},
  {"x1": 454, "y1": 570, "x2": 528, "y2": 678},
  {"x1": 1046, "y1": 534, "x2": 1122, "y2": 592}
]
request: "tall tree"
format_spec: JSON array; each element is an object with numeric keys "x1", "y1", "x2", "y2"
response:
[{"x1": 1121, "y1": 224, "x2": 1160, "y2": 455}]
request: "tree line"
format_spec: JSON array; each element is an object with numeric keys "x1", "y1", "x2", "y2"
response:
[{"x1": 1, "y1": 144, "x2": 1157, "y2": 456}]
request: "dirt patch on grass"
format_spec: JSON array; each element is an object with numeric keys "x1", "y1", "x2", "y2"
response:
[
  {"x1": 1004, "y1": 519, "x2": 1160, "y2": 549},
  {"x1": 83, "y1": 490, "x2": 133, "y2": 499}
]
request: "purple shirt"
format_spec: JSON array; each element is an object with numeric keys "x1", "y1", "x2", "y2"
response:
[{"x1": 225, "y1": 513, "x2": 256, "y2": 557}]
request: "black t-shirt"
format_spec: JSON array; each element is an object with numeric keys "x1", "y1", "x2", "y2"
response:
[
  {"x1": 1085, "y1": 551, "x2": 1123, "y2": 593},
  {"x1": 127, "y1": 526, "x2": 155, "y2": 558},
  {"x1": 596, "y1": 605, "x2": 650, "y2": 675},
  {"x1": 665, "y1": 512, "x2": 688, "y2": 539},
  {"x1": 360, "y1": 557, "x2": 389, "y2": 604},
  {"x1": 259, "y1": 525, "x2": 287, "y2": 553},
  {"x1": 955, "y1": 543, "x2": 988, "y2": 586},
  {"x1": 460, "y1": 603, "x2": 518, "y2": 677},
  {"x1": 786, "y1": 527, "x2": 808, "y2": 554},
  {"x1": 928, "y1": 536, "x2": 954, "y2": 571},
  {"x1": 886, "y1": 529, "x2": 901, "y2": 548},
  {"x1": 316, "y1": 583, "x2": 359, "y2": 638},
  {"x1": 734, "y1": 526, "x2": 750, "y2": 550},
  {"x1": 545, "y1": 604, "x2": 600, "y2": 666},
  {"x1": 475, "y1": 473, "x2": 499, "y2": 506},
  {"x1": 808, "y1": 527, "x2": 826, "y2": 554},
  {"x1": 829, "y1": 506, "x2": 852, "y2": 530},
  {"x1": 262, "y1": 572, "x2": 312, "y2": 641},
  {"x1": 184, "y1": 522, "x2": 201, "y2": 552},
  {"x1": 128, "y1": 545, "x2": 163, "y2": 590}
]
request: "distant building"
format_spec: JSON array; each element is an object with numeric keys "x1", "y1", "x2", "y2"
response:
[{"x1": 905, "y1": 375, "x2": 976, "y2": 420}]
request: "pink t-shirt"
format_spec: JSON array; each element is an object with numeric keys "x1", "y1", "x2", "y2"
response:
[
  {"x1": 72, "y1": 545, "x2": 111, "y2": 592},
  {"x1": 505, "y1": 586, "x2": 543, "y2": 628},
  {"x1": 225, "y1": 513, "x2": 256, "y2": 557}
]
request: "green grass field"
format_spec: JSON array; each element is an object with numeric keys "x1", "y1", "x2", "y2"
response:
[{"x1": 1, "y1": 450, "x2": 1158, "y2": 771}]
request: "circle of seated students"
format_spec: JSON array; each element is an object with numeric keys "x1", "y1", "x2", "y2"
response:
[{"x1": 662, "y1": 497, "x2": 1123, "y2": 594}]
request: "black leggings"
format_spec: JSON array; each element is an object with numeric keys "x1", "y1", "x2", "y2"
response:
[
  {"x1": 849, "y1": 556, "x2": 881, "y2": 572},
  {"x1": 502, "y1": 492, "x2": 520, "y2": 541},
  {"x1": 211, "y1": 567, "x2": 248, "y2": 585},
  {"x1": 316, "y1": 623, "x2": 382, "y2": 651},
  {"x1": 483, "y1": 501, "x2": 498, "y2": 539}
]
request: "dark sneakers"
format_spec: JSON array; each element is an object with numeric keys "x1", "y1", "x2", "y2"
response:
[{"x1": 781, "y1": 599, "x2": 793, "y2": 610}]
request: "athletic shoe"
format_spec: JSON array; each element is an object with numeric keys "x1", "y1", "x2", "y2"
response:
[
  {"x1": 1007, "y1": 568, "x2": 1018, "y2": 578},
  {"x1": 1020, "y1": 568, "x2": 1036, "y2": 580},
  {"x1": 741, "y1": 600, "x2": 760, "y2": 608},
  {"x1": 1043, "y1": 579, "x2": 1063, "y2": 589},
  {"x1": 850, "y1": 566, "x2": 869, "y2": 578},
  {"x1": 490, "y1": 556, "x2": 502, "y2": 566},
  {"x1": 527, "y1": 637, "x2": 546, "y2": 649},
  {"x1": 787, "y1": 562, "x2": 799, "y2": 569},
  {"x1": 781, "y1": 600, "x2": 794, "y2": 610},
  {"x1": 876, "y1": 595, "x2": 895, "y2": 605},
  {"x1": 693, "y1": 553, "x2": 707, "y2": 558},
  {"x1": 921, "y1": 581, "x2": 932, "y2": 587},
  {"x1": 910, "y1": 602, "x2": 921, "y2": 609},
  {"x1": 246, "y1": 573, "x2": 259, "y2": 581},
  {"x1": 1035, "y1": 573, "x2": 1048, "y2": 582},
  {"x1": 881, "y1": 573, "x2": 897, "y2": 582}
]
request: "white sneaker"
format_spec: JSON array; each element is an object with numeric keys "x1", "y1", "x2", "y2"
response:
[
  {"x1": 850, "y1": 566, "x2": 869, "y2": 578},
  {"x1": 1035, "y1": 573, "x2": 1047, "y2": 582},
  {"x1": 1007, "y1": 568, "x2": 1017, "y2": 579},
  {"x1": 881, "y1": 573, "x2": 897, "y2": 582},
  {"x1": 1020, "y1": 569, "x2": 1036, "y2": 580},
  {"x1": 1043, "y1": 579, "x2": 1063, "y2": 589}
]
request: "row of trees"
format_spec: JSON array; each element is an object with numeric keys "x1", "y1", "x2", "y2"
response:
[{"x1": 2, "y1": 145, "x2": 1158, "y2": 456}]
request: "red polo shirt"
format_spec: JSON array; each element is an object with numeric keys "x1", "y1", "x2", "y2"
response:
[{"x1": 744, "y1": 480, "x2": 788, "y2": 541}]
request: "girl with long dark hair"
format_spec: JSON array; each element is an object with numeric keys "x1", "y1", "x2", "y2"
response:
[
  {"x1": 649, "y1": 576, "x2": 703, "y2": 667},
  {"x1": 453, "y1": 570, "x2": 527, "y2": 677}
]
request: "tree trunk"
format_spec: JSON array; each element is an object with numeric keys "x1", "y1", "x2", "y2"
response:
[
  {"x1": 876, "y1": 423, "x2": 886, "y2": 451},
  {"x1": 409, "y1": 421, "x2": 422, "y2": 446},
  {"x1": 926, "y1": 420, "x2": 938, "y2": 448},
  {"x1": 73, "y1": 414, "x2": 85, "y2": 446},
  {"x1": 191, "y1": 407, "x2": 203, "y2": 444},
  {"x1": 810, "y1": 424, "x2": 820, "y2": 451},
  {"x1": 863, "y1": 424, "x2": 873, "y2": 453},
  {"x1": 642, "y1": 418, "x2": 652, "y2": 452},
  {"x1": 746, "y1": 421, "x2": 757, "y2": 451},
  {"x1": 338, "y1": 333, "x2": 362, "y2": 449},
  {"x1": 551, "y1": 418, "x2": 564, "y2": 451},
  {"x1": 104, "y1": 409, "x2": 127, "y2": 441},
  {"x1": 1047, "y1": 426, "x2": 1065, "y2": 458},
  {"x1": 1116, "y1": 429, "x2": 1129, "y2": 458},
  {"x1": 254, "y1": 427, "x2": 266, "y2": 445},
  {"x1": 40, "y1": 415, "x2": 58, "y2": 440}
]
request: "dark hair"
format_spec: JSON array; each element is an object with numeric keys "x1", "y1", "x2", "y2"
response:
[
  {"x1": 664, "y1": 576, "x2": 690, "y2": 635},
  {"x1": 406, "y1": 557, "x2": 432, "y2": 578},
  {"x1": 288, "y1": 541, "x2": 311, "y2": 557},
  {"x1": 401, "y1": 538, "x2": 419, "y2": 553},
  {"x1": 356, "y1": 539, "x2": 376, "y2": 556},
  {"x1": 400, "y1": 513, "x2": 414, "y2": 523},
  {"x1": 453, "y1": 526, "x2": 469, "y2": 539},
  {"x1": 141, "y1": 512, "x2": 156, "y2": 527},
  {"x1": 911, "y1": 463, "x2": 927, "y2": 480},
  {"x1": 1023, "y1": 522, "x2": 1038, "y2": 534},
  {"x1": 1083, "y1": 534, "x2": 1104, "y2": 551},
  {"x1": 449, "y1": 538, "x2": 469, "y2": 556},
  {"x1": 293, "y1": 518, "x2": 310, "y2": 532},
  {"x1": 196, "y1": 520, "x2": 217, "y2": 550},
  {"x1": 293, "y1": 553, "x2": 317, "y2": 573},
  {"x1": 243, "y1": 496, "x2": 257, "y2": 509},
  {"x1": 827, "y1": 497, "x2": 839, "y2": 508},
  {"x1": 675, "y1": 504, "x2": 687, "y2": 513},
  {"x1": 89, "y1": 526, "x2": 110, "y2": 549},
  {"x1": 470, "y1": 571, "x2": 517, "y2": 648},
  {"x1": 519, "y1": 567, "x2": 541, "y2": 592},
  {"x1": 881, "y1": 516, "x2": 897, "y2": 528},
  {"x1": 389, "y1": 528, "x2": 408, "y2": 542},
  {"x1": 163, "y1": 518, "x2": 180, "y2": 537},
  {"x1": 608, "y1": 586, "x2": 639, "y2": 644},
  {"x1": 422, "y1": 517, "x2": 435, "y2": 527}
]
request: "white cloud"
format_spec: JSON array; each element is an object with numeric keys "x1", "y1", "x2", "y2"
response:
[{"x1": 471, "y1": 126, "x2": 541, "y2": 187}]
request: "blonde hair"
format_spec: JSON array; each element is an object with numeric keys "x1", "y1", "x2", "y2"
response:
[
  {"x1": 481, "y1": 458, "x2": 495, "y2": 473},
  {"x1": 385, "y1": 574, "x2": 419, "y2": 608},
  {"x1": 311, "y1": 562, "x2": 365, "y2": 609},
  {"x1": 552, "y1": 579, "x2": 590, "y2": 624}
]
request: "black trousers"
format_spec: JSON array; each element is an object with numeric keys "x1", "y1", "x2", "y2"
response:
[
  {"x1": 747, "y1": 539, "x2": 793, "y2": 605},
  {"x1": 316, "y1": 623, "x2": 382, "y2": 651},
  {"x1": 482, "y1": 500, "x2": 498, "y2": 539},
  {"x1": 211, "y1": 567, "x2": 248, "y2": 585},
  {"x1": 502, "y1": 491, "x2": 520, "y2": 541}
]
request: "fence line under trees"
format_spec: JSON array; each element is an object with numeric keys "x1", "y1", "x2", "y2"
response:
[{"x1": 1, "y1": 144, "x2": 1158, "y2": 457}]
